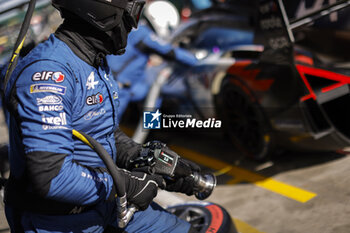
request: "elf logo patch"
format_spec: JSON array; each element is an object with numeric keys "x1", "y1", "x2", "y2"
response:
[
  {"x1": 32, "y1": 71, "x2": 65, "y2": 83},
  {"x1": 86, "y1": 93, "x2": 104, "y2": 105},
  {"x1": 52, "y1": 72, "x2": 65, "y2": 82}
]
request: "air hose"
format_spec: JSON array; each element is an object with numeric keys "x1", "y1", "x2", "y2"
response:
[
  {"x1": 72, "y1": 130, "x2": 136, "y2": 228},
  {"x1": 3, "y1": 0, "x2": 37, "y2": 95},
  {"x1": 72, "y1": 130, "x2": 126, "y2": 197}
]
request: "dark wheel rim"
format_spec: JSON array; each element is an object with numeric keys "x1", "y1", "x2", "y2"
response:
[
  {"x1": 167, "y1": 206, "x2": 210, "y2": 232},
  {"x1": 221, "y1": 84, "x2": 268, "y2": 159},
  {"x1": 0, "y1": 189, "x2": 3, "y2": 207}
]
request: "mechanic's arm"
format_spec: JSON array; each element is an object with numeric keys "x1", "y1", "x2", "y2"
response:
[
  {"x1": 14, "y1": 61, "x2": 115, "y2": 206},
  {"x1": 15, "y1": 61, "x2": 160, "y2": 208},
  {"x1": 135, "y1": 27, "x2": 198, "y2": 67},
  {"x1": 114, "y1": 127, "x2": 142, "y2": 169}
]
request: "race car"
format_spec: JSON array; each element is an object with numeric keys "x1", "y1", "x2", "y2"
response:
[{"x1": 166, "y1": 0, "x2": 350, "y2": 160}]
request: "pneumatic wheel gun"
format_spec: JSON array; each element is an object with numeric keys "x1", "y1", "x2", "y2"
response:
[{"x1": 130, "y1": 141, "x2": 217, "y2": 200}]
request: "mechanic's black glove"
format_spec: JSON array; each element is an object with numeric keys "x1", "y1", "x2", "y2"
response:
[
  {"x1": 177, "y1": 157, "x2": 201, "y2": 174},
  {"x1": 165, "y1": 157, "x2": 201, "y2": 196},
  {"x1": 114, "y1": 128, "x2": 142, "y2": 169},
  {"x1": 127, "y1": 140, "x2": 202, "y2": 196},
  {"x1": 128, "y1": 141, "x2": 165, "y2": 169},
  {"x1": 165, "y1": 176, "x2": 196, "y2": 196},
  {"x1": 123, "y1": 169, "x2": 165, "y2": 210}
]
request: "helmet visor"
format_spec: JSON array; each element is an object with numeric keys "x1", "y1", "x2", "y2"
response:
[{"x1": 124, "y1": 0, "x2": 145, "y2": 28}]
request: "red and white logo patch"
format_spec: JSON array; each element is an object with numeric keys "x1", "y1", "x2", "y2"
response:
[
  {"x1": 52, "y1": 72, "x2": 65, "y2": 83},
  {"x1": 32, "y1": 71, "x2": 65, "y2": 83}
]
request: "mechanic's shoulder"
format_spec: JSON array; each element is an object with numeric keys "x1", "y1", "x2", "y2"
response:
[
  {"x1": 30, "y1": 35, "x2": 76, "y2": 65},
  {"x1": 15, "y1": 57, "x2": 74, "y2": 88},
  {"x1": 17, "y1": 35, "x2": 74, "y2": 72}
]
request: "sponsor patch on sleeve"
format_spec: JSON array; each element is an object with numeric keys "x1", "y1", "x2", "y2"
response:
[
  {"x1": 41, "y1": 112, "x2": 68, "y2": 130},
  {"x1": 36, "y1": 95, "x2": 64, "y2": 112},
  {"x1": 36, "y1": 95, "x2": 63, "y2": 105},
  {"x1": 30, "y1": 84, "x2": 66, "y2": 95},
  {"x1": 32, "y1": 71, "x2": 65, "y2": 83}
]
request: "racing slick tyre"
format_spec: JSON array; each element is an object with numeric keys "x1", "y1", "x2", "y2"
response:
[
  {"x1": 0, "y1": 144, "x2": 9, "y2": 178},
  {"x1": 215, "y1": 77, "x2": 274, "y2": 161},
  {"x1": 0, "y1": 144, "x2": 9, "y2": 207},
  {"x1": 166, "y1": 202, "x2": 238, "y2": 233},
  {"x1": 0, "y1": 178, "x2": 5, "y2": 207}
]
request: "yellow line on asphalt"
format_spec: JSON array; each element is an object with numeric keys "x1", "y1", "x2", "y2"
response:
[
  {"x1": 171, "y1": 146, "x2": 317, "y2": 203},
  {"x1": 227, "y1": 177, "x2": 243, "y2": 185},
  {"x1": 233, "y1": 218, "x2": 266, "y2": 233},
  {"x1": 213, "y1": 165, "x2": 233, "y2": 176},
  {"x1": 254, "y1": 178, "x2": 316, "y2": 203}
]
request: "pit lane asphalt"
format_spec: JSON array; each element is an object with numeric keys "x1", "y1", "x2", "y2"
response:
[
  {"x1": 151, "y1": 129, "x2": 350, "y2": 233},
  {"x1": 1, "y1": 117, "x2": 350, "y2": 232}
]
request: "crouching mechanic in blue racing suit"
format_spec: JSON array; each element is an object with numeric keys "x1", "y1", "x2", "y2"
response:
[
  {"x1": 3, "y1": 0, "x2": 200, "y2": 232},
  {"x1": 106, "y1": 20, "x2": 198, "y2": 120}
]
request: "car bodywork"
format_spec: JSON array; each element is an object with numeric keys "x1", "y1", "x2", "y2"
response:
[{"x1": 168, "y1": 0, "x2": 350, "y2": 159}]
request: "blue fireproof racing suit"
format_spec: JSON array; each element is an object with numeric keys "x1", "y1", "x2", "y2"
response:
[
  {"x1": 107, "y1": 24, "x2": 198, "y2": 120},
  {"x1": 3, "y1": 34, "x2": 191, "y2": 232}
]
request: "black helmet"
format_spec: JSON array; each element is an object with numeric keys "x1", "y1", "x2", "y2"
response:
[{"x1": 52, "y1": 0, "x2": 145, "y2": 31}]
